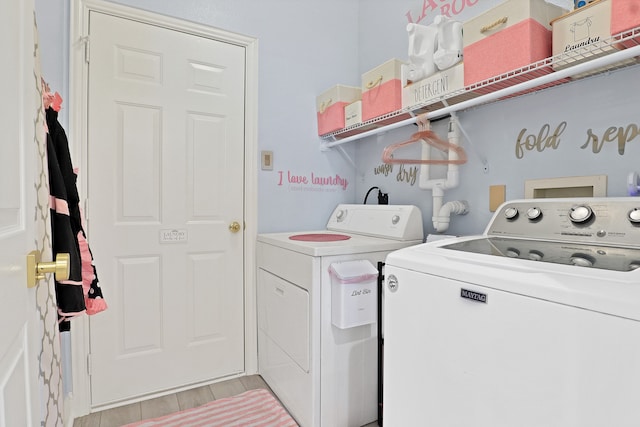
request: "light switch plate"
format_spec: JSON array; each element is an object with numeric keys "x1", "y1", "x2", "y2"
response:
[{"x1": 261, "y1": 150, "x2": 273, "y2": 170}]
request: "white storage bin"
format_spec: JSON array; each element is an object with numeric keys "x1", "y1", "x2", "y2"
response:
[
  {"x1": 402, "y1": 63, "x2": 467, "y2": 112},
  {"x1": 329, "y1": 260, "x2": 379, "y2": 329},
  {"x1": 551, "y1": 0, "x2": 614, "y2": 69}
]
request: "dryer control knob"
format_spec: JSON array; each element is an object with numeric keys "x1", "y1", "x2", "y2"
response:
[
  {"x1": 628, "y1": 262, "x2": 640, "y2": 271},
  {"x1": 569, "y1": 205, "x2": 593, "y2": 223},
  {"x1": 336, "y1": 209, "x2": 346, "y2": 221},
  {"x1": 392, "y1": 215, "x2": 400, "y2": 225},
  {"x1": 504, "y1": 207, "x2": 519, "y2": 220},
  {"x1": 628, "y1": 208, "x2": 640, "y2": 223},
  {"x1": 526, "y1": 207, "x2": 542, "y2": 221}
]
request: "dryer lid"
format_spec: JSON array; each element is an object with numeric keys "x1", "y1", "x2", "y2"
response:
[{"x1": 289, "y1": 233, "x2": 351, "y2": 242}]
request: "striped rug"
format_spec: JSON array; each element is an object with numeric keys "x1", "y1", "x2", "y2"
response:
[{"x1": 123, "y1": 389, "x2": 299, "y2": 427}]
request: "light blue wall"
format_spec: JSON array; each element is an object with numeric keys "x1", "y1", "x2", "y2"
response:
[
  {"x1": 35, "y1": 0, "x2": 70, "y2": 129},
  {"x1": 35, "y1": 0, "x2": 640, "y2": 237}
]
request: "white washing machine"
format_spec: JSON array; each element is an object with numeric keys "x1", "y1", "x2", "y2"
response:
[
  {"x1": 257, "y1": 204, "x2": 423, "y2": 427},
  {"x1": 383, "y1": 197, "x2": 640, "y2": 427}
]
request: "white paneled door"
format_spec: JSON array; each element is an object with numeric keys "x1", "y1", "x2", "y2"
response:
[
  {"x1": 86, "y1": 11, "x2": 246, "y2": 406},
  {"x1": 0, "y1": 0, "x2": 41, "y2": 425}
]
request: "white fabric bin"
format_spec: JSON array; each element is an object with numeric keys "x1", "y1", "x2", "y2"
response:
[{"x1": 329, "y1": 260, "x2": 379, "y2": 329}]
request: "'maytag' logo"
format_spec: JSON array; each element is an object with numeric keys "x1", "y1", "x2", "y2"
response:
[{"x1": 460, "y1": 288, "x2": 487, "y2": 303}]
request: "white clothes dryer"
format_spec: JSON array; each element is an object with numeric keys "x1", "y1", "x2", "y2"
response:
[
  {"x1": 257, "y1": 204, "x2": 423, "y2": 427},
  {"x1": 383, "y1": 197, "x2": 640, "y2": 427}
]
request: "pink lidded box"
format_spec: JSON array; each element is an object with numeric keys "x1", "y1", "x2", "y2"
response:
[
  {"x1": 361, "y1": 59, "x2": 406, "y2": 122},
  {"x1": 316, "y1": 85, "x2": 361, "y2": 136},
  {"x1": 463, "y1": 0, "x2": 567, "y2": 88}
]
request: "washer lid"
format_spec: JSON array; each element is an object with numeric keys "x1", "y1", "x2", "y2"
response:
[
  {"x1": 441, "y1": 236, "x2": 640, "y2": 272},
  {"x1": 384, "y1": 236, "x2": 640, "y2": 321}
]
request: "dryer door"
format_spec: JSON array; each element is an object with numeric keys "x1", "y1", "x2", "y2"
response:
[{"x1": 258, "y1": 269, "x2": 310, "y2": 371}]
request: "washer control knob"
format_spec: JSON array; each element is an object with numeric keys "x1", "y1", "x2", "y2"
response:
[
  {"x1": 569, "y1": 205, "x2": 593, "y2": 223},
  {"x1": 526, "y1": 207, "x2": 542, "y2": 221},
  {"x1": 336, "y1": 209, "x2": 346, "y2": 221},
  {"x1": 628, "y1": 208, "x2": 640, "y2": 223},
  {"x1": 528, "y1": 250, "x2": 543, "y2": 261},
  {"x1": 392, "y1": 215, "x2": 400, "y2": 225},
  {"x1": 504, "y1": 207, "x2": 519, "y2": 220},
  {"x1": 505, "y1": 248, "x2": 520, "y2": 258},
  {"x1": 570, "y1": 254, "x2": 594, "y2": 267}
]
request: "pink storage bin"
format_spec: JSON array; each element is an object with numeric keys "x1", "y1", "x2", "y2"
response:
[
  {"x1": 316, "y1": 85, "x2": 361, "y2": 136},
  {"x1": 465, "y1": 19, "x2": 553, "y2": 87},
  {"x1": 611, "y1": 0, "x2": 640, "y2": 35},
  {"x1": 463, "y1": 0, "x2": 567, "y2": 90},
  {"x1": 361, "y1": 59, "x2": 405, "y2": 122},
  {"x1": 611, "y1": 0, "x2": 640, "y2": 47}
]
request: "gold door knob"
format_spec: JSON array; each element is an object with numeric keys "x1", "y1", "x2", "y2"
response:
[
  {"x1": 26, "y1": 251, "x2": 70, "y2": 288},
  {"x1": 229, "y1": 221, "x2": 241, "y2": 233}
]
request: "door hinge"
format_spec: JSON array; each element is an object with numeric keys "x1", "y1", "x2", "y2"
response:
[
  {"x1": 87, "y1": 353, "x2": 92, "y2": 376},
  {"x1": 82, "y1": 36, "x2": 90, "y2": 63}
]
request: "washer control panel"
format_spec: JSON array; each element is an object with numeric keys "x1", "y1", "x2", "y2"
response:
[
  {"x1": 488, "y1": 197, "x2": 640, "y2": 247},
  {"x1": 441, "y1": 235, "x2": 640, "y2": 271}
]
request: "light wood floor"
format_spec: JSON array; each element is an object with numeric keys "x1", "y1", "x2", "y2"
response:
[{"x1": 73, "y1": 374, "x2": 379, "y2": 427}]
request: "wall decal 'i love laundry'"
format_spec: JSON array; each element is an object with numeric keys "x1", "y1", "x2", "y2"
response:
[{"x1": 277, "y1": 170, "x2": 349, "y2": 191}]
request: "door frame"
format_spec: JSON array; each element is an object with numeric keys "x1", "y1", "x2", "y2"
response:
[{"x1": 69, "y1": 0, "x2": 258, "y2": 418}]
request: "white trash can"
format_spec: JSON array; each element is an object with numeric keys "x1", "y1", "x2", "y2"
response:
[{"x1": 328, "y1": 260, "x2": 379, "y2": 329}]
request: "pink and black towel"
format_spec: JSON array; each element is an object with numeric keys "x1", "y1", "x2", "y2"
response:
[{"x1": 45, "y1": 97, "x2": 106, "y2": 331}]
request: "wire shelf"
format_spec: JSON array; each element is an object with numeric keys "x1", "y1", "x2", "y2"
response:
[{"x1": 320, "y1": 25, "x2": 640, "y2": 147}]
